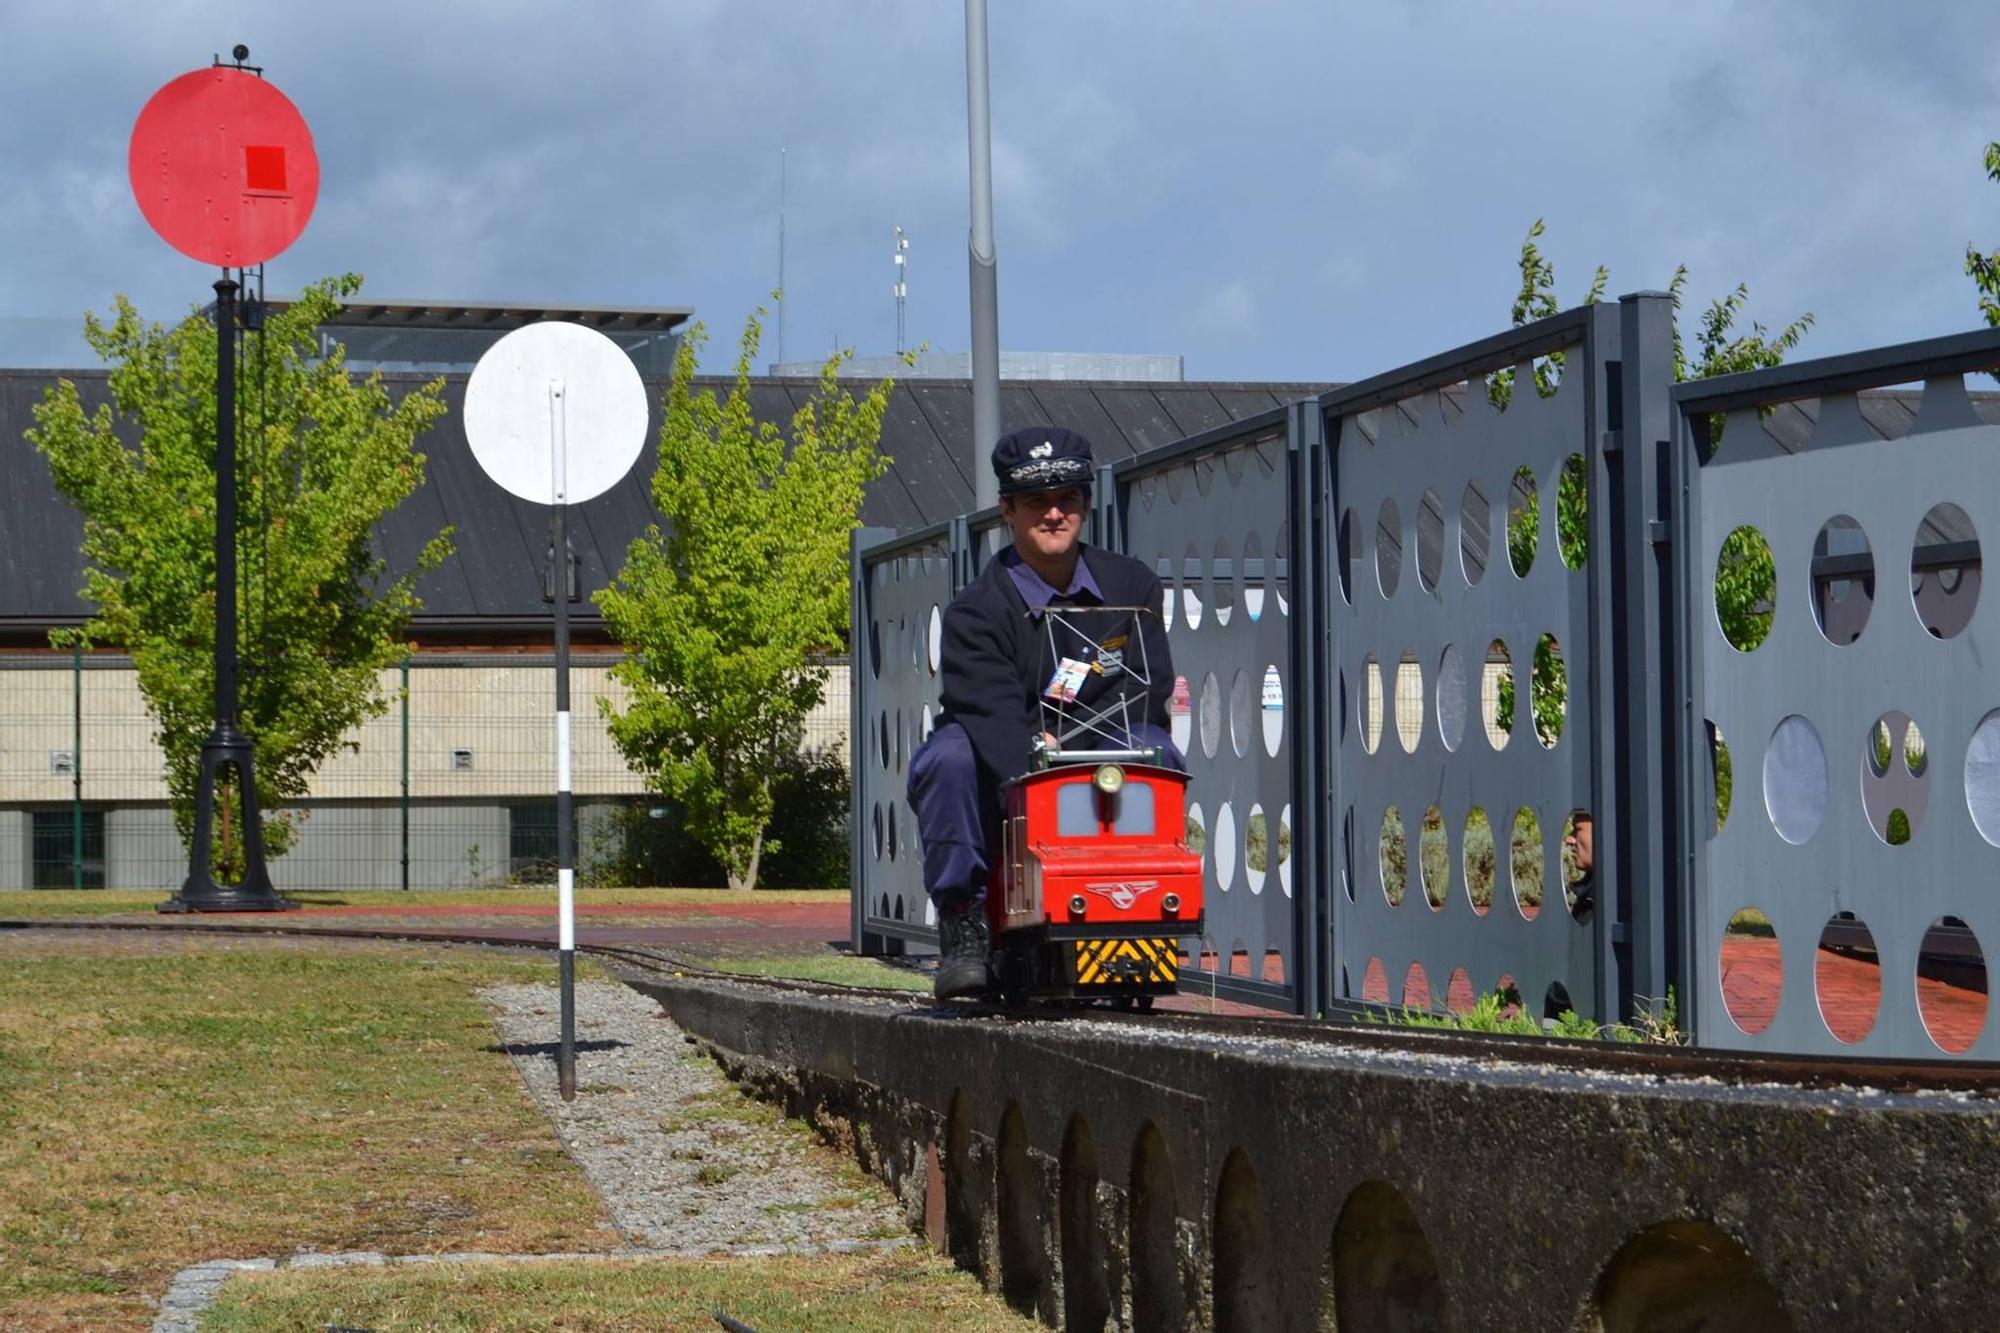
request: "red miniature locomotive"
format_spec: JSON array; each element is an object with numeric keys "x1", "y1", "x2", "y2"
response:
[{"x1": 983, "y1": 603, "x2": 1205, "y2": 1005}]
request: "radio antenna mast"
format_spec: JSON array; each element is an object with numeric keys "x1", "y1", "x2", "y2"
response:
[
  {"x1": 777, "y1": 148, "x2": 788, "y2": 367},
  {"x1": 894, "y1": 226, "x2": 909, "y2": 355}
]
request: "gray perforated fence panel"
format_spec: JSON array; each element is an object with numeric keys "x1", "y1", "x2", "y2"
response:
[
  {"x1": 1675, "y1": 332, "x2": 2000, "y2": 1057},
  {"x1": 853, "y1": 525, "x2": 954, "y2": 949},
  {"x1": 1324, "y1": 311, "x2": 1613, "y2": 1020},
  {"x1": 1116, "y1": 410, "x2": 1305, "y2": 1009}
]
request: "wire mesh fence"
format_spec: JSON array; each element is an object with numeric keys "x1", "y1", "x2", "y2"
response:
[{"x1": 0, "y1": 651, "x2": 852, "y2": 892}]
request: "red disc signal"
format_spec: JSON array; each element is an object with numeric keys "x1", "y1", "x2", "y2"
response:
[{"x1": 128, "y1": 67, "x2": 319, "y2": 268}]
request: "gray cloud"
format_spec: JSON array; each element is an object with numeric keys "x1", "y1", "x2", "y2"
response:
[{"x1": 0, "y1": 0, "x2": 1992, "y2": 382}]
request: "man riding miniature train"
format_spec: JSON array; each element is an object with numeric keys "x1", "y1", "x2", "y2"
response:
[{"x1": 908, "y1": 427, "x2": 1181, "y2": 1000}]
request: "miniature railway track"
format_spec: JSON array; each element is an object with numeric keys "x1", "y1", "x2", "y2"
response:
[{"x1": 8, "y1": 914, "x2": 1997, "y2": 1097}]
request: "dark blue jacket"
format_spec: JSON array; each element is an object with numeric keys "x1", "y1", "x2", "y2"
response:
[{"x1": 935, "y1": 545, "x2": 1174, "y2": 791}]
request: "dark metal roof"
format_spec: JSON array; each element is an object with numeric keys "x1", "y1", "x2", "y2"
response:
[
  {"x1": 274, "y1": 296, "x2": 695, "y2": 334},
  {"x1": 0, "y1": 370, "x2": 1327, "y2": 643}
]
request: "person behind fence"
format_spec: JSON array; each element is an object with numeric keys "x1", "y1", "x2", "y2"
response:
[{"x1": 908, "y1": 426, "x2": 1182, "y2": 1000}]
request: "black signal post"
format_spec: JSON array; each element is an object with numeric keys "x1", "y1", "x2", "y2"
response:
[{"x1": 160, "y1": 276, "x2": 293, "y2": 913}]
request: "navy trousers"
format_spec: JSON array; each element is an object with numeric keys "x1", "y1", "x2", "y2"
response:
[{"x1": 907, "y1": 721, "x2": 1183, "y2": 907}]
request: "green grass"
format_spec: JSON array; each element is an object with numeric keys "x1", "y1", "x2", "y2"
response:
[
  {"x1": 0, "y1": 885, "x2": 849, "y2": 920},
  {"x1": 1380, "y1": 985, "x2": 1683, "y2": 1045},
  {"x1": 200, "y1": 1248, "x2": 1035, "y2": 1331},
  {"x1": 701, "y1": 952, "x2": 932, "y2": 992},
  {"x1": 0, "y1": 936, "x2": 615, "y2": 1328}
]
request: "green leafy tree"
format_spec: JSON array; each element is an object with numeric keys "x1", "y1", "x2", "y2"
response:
[
  {"x1": 28, "y1": 275, "x2": 450, "y2": 875},
  {"x1": 596, "y1": 305, "x2": 894, "y2": 890},
  {"x1": 1488, "y1": 221, "x2": 1809, "y2": 740},
  {"x1": 1970, "y1": 142, "x2": 2000, "y2": 373}
]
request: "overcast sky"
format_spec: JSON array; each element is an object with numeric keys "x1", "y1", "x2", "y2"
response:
[{"x1": 0, "y1": 1, "x2": 1993, "y2": 382}]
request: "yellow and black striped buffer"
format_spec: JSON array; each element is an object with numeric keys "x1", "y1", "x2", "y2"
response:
[{"x1": 1074, "y1": 937, "x2": 1179, "y2": 987}]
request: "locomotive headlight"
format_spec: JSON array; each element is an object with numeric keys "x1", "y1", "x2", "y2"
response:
[
  {"x1": 1069, "y1": 895, "x2": 1088, "y2": 918},
  {"x1": 1093, "y1": 764, "x2": 1125, "y2": 795},
  {"x1": 1162, "y1": 893, "x2": 1182, "y2": 915}
]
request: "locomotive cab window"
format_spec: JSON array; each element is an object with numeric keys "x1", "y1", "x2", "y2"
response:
[{"x1": 1056, "y1": 778, "x2": 1157, "y2": 836}]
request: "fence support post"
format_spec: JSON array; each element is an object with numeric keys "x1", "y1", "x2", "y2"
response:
[
  {"x1": 1610, "y1": 291, "x2": 1678, "y2": 1025},
  {"x1": 850, "y1": 526, "x2": 896, "y2": 956},
  {"x1": 1287, "y1": 400, "x2": 1324, "y2": 1017},
  {"x1": 400, "y1": 653, "x2": 410, "y2": 892}
]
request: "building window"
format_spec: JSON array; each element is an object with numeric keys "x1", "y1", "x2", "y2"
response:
[
  {"x1": 32, "y1": 810, "x2": 105, "y2": 889},
  {"x1": 508, "y1": 802, "x2": 569, "y2": 881}
]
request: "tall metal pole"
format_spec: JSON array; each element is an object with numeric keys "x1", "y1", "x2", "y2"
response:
[
  {"x1": 777, "y1": 148, "x2": 788, "y2": 368},
  {"x1": 162, "y1": 276, "x2": 287, "y2": 912},
  {"x1": 965, "y1": 0, "x2": 1001, "y2": 510},
  {"x1": 551, "y1": 379, "x2": 577, "y2": 1103}
]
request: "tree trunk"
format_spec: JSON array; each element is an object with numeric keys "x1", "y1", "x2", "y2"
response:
[{"x1": 728, "y1": 827, "x2": 765, "y2": 892}]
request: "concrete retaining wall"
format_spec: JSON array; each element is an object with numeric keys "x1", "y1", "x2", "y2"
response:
[{"x1": 633, "y1": 975, "x2": 2000, "y2": 1331}]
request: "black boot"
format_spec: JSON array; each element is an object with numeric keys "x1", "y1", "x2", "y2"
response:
[{"x1": 935, "y1": 898, "x2": 994, "y2": 1000}]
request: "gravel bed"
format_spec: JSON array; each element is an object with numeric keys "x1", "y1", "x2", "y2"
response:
[{"x1": 481, "y1": 979, "x2": 911, "y2": 1252}]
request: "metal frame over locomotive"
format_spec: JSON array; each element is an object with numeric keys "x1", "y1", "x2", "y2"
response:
[{"x1": 983, "y1": 602, "x2": 1204, "y2": 1005}]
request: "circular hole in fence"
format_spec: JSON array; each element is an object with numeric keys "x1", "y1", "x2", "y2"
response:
[
  {"x1": 1361, "y1": 957, "x2": 1389, "y2": 1003},
  {"x1": 1543, "y1": 982, "x2": 1576, "y2": 1025},
  {"x1": 1159, "y1": 569, "x2": 1174, "y2": 634},
  {"x1": 1246, "y1": 804, "x2": 1268, "y2": 895},
  {"x1": 868, "y1": 619, "x2": 882, "y2": 679},
  {"x1": 1419, "y1": 806, "x2": 1448, "y2": 912},
  {"x1": 1911, "y1": 502, "x2": 1980, "y2": 640},
  {"x1": 1199, "y1": 672, "x2": 1223, "y2": 760},
  {"x1": 1965, "y1": 709, "x2": 2000, "y2": 846},
  {"x1": 1380, "y1": 806, "x2": 1408, "y2": 908},
  {"x1": 1402, "y1": 961, "x2": 1432, "y2": 1010},
  {"x1": 1337, "y1": 508, "x2": 1359, "y2": 605},
  {"x1": 1709, "y1": 720, "x2": 1733, "y2": 835},
  {"x1": 1361, "y1": 655, "x2": 1383, "y2": 755},
  {"x1": 878, "y1": 711, "x2": 891, "y2": 770},
  {"x1": 1445, "y1": 966, "x2": 1477, "y2": 1014},
  {"x1": 1396, "y1": 651, "x2": 1423, "y2": 754},
  {"x1": 886, "y1": 803, "x2": 898, "y2": 861},
  {"x1": 1483, "y1": 638, "x2": 1513, "y2": 750},
  {"x1": 1243, "y1": 530, "x2": 1266, "y2": 620},
  {"x1": 1816, "y1": 912, "x2": 1880, "y2": 1044},
  {"x1": 1463, "y1": 807, "x2": 1494, "y2": 916},
  {"x1": 1763, "y1": 714, "x2": 1827, "y2": 845},
  {"x1": 1862, "y1": 711, "x2": 1928, "y2": 846},
  {"x1": 1212, "y1": 536, "x2": 1236, "y2": 628},
  {"x1": 1182, "y1": 543, "x2": 1205, "y2": 629},
  {"x1": 1460, "y1": 478, "x2": 1491, "y2": 586},
  {"x1": 1721, "y1": 907, "x2": 1779, "y2": 1035},
  {"x1": 1530, "y1": 633, "x2": 1565, "y2": 749},
  {"x1": 1509, "y1": 807, "x2": 1543, "y2": 921},
  {"x1": 1416, "y1": 488, "x2": 1445, "y2": 592},
  {"x1": 1278, "y1": 804, "x2": 1293, "y2": 898},
  {"x1": 894, "y1": 710, "x2": 905, "y2": 772},
  {"x1": 928, "y1": 605, "x2": 943, "y2": 673},
  {"x1": 1375, "y1": 498, "x2": 1403, "y2": 598},
  {"x1": 1185, "y1": 803, "x2": 1207, "y2": 874},
  {"x1": 871, "y1": 803, "x2": 884, "y2": 861},
  {"x1": 1169, "y1": 675, "x2": 1192, "y2": 755},
  {"x1": 909, "y1": 615, "x2": 921, "y2": 672},
  {"x1": 921, "y1": 704, "x2": 935, "y2": 743},
  {"x1": 1261, "y1": 665, "x2": 1284, "y2": 756},
  {"x1": 1810, "y1": 516, "x2": 1873, "y2": 646},
  {"x1": 1557, "y1": 453, "x2": 1588, "y2": 569},
  {"x1": 1276, "y1": 521, "x2": 1291, "y2": 616},
  {"x1": 1214, "y1": 803, "x2": 1238, "y2": 892},
  {"x1": 1917, "y1": 916, "x2": 1987, "y2": 1054},
  {"x1": 1561, "y1": 809, "x2": 1593, "y2": 918},
  {"x1": 1507, "y1": 466, "x2": 1538, "y2": 577},
  {"x1": 1435, "y1": 643, "x2": 1466, "y2": 753},
  {"x1": 1715, "y1": 525, "x2": 1776, "y2": 652},
  {"x1": 1228, "y1": 669, "x2": 1253, "y2": 759}
]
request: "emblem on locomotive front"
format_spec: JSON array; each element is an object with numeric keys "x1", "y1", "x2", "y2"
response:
[{"x1": 1085, "y1": 880, "x2": 1161, "y2": 910}]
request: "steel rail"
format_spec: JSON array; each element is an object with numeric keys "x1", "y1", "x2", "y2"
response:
[{"x1": 6, "y1": 915, "x2": 1996, "y2": 1097}]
